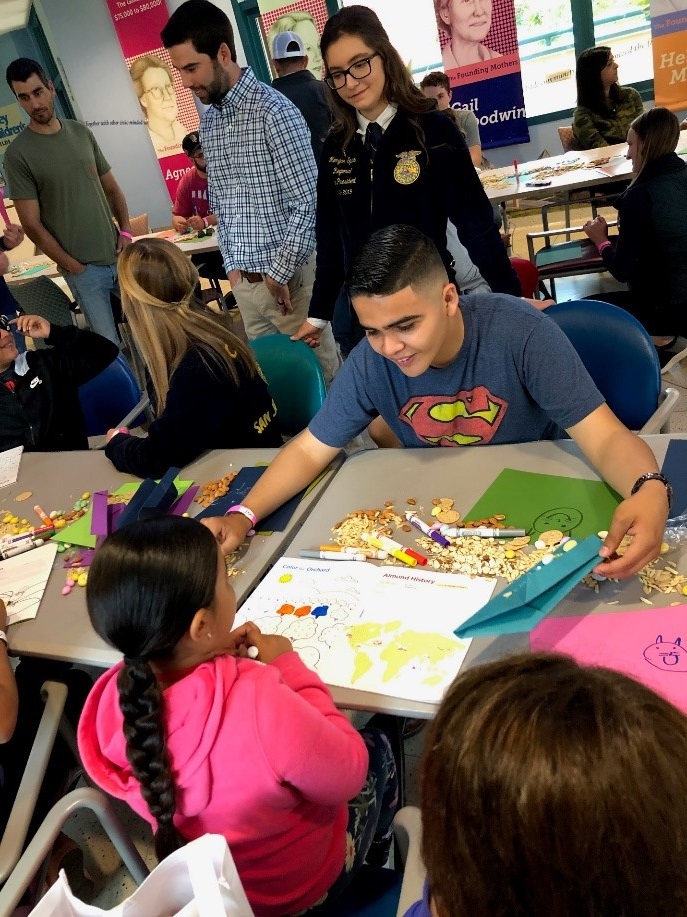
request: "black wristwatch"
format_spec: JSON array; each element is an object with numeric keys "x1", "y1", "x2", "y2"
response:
[{"x1": 631, "y1": 472, "x2": 672, "y2": 510}]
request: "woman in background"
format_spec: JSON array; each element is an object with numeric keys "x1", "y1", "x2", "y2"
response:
[
  {"x1": 572, "y1": 46, "x2": 643, "y2": 149},
  {"x1": 105, "y1": 239, "x2": 281, "y2": 478},
  {"x1": 583, "y1": 107, "x2": 687, "y2": 353}
]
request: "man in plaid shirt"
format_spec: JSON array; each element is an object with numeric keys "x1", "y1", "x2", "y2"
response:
[{"x1": 162, "y1": 0, "x2": 339, "y2": 383}]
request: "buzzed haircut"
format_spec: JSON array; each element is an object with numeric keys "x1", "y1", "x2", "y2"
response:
[
  {"x1": 420, "y1": 71, "x2": 451, "y2": 93},
  {"x1": 346, "y1": 224, "x2": 448, "y2": 299},
  {"x1": 161, "y1": 0, "x2": 237, "y2": 63},
  {"x1": 6, "y1": 58, "x2": 51, "y2": 93}
]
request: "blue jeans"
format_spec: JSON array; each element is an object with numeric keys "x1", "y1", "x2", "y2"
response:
[
  {"x1": 64, "y1": 262, "x2": 119, "y2": 344},
  {"x1": 304, "y1": 727, "x2": 399, "y2": 912}
]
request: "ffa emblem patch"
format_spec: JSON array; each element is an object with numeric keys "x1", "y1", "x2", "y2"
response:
[{"x1": 394, "y1": 151, "x2": 421, "y2": 185}]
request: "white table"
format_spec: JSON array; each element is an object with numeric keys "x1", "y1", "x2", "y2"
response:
[
  {"x1": 481, "y1": 130, "x2": 687, "y2": 205},
  {"x1": 286, "y1": 437, "x2": 686, "y2": 718},
  {"x1": 5, "y1": 449, "x2": 341, "y2": 667}
]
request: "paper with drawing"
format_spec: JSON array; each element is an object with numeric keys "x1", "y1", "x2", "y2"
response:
[
  {"x1": 237, "y1": 558, "x2": 495, "y2": 703},
  {"x1": 0, "y1": 446, "x2": 22, "y2": 489},
  {"x1": 531, "y1": 605, "x2": 687, "y2": 715},
  {"x1": 0, "y1": 542, "x2": 58, "y2": 625}
]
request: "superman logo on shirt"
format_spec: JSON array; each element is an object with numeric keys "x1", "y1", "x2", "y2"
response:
[{"x1": 399, "y1": 388, "x2": 507, "y2": 446}]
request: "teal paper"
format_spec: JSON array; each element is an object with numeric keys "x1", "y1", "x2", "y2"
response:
[{"x1": 456, "y1": 536, "x2": 603, "y2": 638}]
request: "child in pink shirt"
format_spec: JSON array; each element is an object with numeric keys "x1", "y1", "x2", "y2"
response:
[{"x1": 78, "y1": 516, "x2": 397, "y2": 916}]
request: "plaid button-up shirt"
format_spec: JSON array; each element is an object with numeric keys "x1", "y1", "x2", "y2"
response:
[{"x1": 201, "y1": 67, "x2": 317, "y2": 285}]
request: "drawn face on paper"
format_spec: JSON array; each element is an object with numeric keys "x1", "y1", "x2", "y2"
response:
[
  {"x1": 532, "y1": 507, "x2": 583, "y2": 537},
  {"x1": 644, "y1": 636, "x2": 687, "y2": 672}
]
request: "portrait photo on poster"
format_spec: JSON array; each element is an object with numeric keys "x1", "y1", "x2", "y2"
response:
[
  {"x1": 434, "y1": 0, "x2": 518, "y2": 71},
  {"x1": 129, "y1": 50, "x2": 197, "y2": 159},
  {"x1": 260, "y1": 0, "x2": 329, "y2": 79}
]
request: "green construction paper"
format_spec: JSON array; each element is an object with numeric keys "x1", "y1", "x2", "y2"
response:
[
  {"x1": 465, "y1": 468, "x2": 621, "y2": 540},
  {"x1": 50, "y1": 480, "x2": 193, "y2": 548}
]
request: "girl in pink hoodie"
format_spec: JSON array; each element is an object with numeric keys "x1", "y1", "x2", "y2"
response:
[{"x1": 77, "y1": 516, "x2": 398, "y2": 916}]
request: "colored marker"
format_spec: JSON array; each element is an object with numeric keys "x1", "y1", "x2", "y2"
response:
[
  {"x1": 319, "y1": 544, "x2": 389, "y2": 560},
  {"x1": 1, "y1": 538, "x2": 44, "y2": 559},
  {"x1": 1, "y1": 525, "x2": 54, "y2": 546},
  {"x1": 405, "y1": 511, "x2": 450, "y2": 547},
  {"x1": 441, "y1": 527, "x2": 527, "y2": 538},
  {"x1": 247, "y1": 645, "x2": 260, "y2": 659},
  {"x1": 33, "y1": 505, "x2": 53, "y2": 528},
  {"x1": 373, "y1": 532, "x2": 428, "y2": 566},
  {"x1": 300, "y1": 550, "x2": 367, "y2": 561},
  {"x1": 363, "y1": 533, "x2": 417, "y2": 567}
]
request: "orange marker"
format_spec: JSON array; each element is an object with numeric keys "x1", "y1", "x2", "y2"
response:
[{"x1": 33, "y1": 504, "x2": 53, "y2": 528}]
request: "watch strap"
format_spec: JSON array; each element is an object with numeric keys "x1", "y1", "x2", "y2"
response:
[{"x1": 630, "y1": 472, "x2": 672, "y2": 509}]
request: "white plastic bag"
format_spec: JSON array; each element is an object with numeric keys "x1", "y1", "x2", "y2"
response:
[{"x1": 30, "y1": 834, "x2": 254, "y2": 917}]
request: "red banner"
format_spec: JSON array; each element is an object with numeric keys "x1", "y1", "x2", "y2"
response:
[{"x1": 106, "y1": 0, "x2": 199, "y2": 200}]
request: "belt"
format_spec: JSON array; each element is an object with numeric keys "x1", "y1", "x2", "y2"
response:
[{"x1": 240, "y1": 271, "x2": 263, "y2": 284}]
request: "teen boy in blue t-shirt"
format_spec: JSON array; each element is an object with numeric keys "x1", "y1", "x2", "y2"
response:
[{"x1": 204, "y1": 224, "x2": 670, "y2": 580}]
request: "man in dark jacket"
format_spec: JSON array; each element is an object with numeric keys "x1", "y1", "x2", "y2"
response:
[
  {"x1": 0, "y1": 312, "x2": 118, "y2": 452},
  {"x1": 271, "y1": 31, "x2": 333, "y2": 165}
]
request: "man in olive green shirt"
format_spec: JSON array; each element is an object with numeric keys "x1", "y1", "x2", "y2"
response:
[{"x1": 4, "y1": 58, "x2": 132, "y2": 344}]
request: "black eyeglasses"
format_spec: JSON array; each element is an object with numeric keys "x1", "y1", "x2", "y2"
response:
[{"x1": 325, "y1": 53, "x2": 381, "y2": 90}]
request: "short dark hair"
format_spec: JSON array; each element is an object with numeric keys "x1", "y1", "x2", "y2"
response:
[
  {"x1": 6, "y1": 58, "x2": 51, "y2": 93},
  {"x1": 346, "y1": 225, "x2": 448, "y2": 300},
  {"x1": 161, "y1": 0, "x2": 236, "y2": 63},
  {"x1": 422, "y1": 653, "x2": 687, "y2": 916},
  {"x1": 420, "y1": 71, "x2": 450, "y2": 93}
]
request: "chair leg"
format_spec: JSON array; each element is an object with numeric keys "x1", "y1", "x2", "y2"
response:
[{"x1": 0, "y1": 788, "x2": 149, "y2": 913}]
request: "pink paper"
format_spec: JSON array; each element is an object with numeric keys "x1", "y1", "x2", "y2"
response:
[{"x1": 531, "y1": 606, "x2": 687, "y2": 714}]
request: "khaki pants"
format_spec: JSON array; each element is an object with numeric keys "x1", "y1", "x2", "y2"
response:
[{"x1": 232, "y1": 255, "x2": 340, "y2": 385}]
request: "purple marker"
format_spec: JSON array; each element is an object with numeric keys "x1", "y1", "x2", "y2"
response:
[{"x1": 405, "y1": 511, "x2": 450, "y2": 547}]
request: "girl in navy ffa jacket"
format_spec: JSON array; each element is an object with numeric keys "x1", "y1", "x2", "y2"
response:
[
  {"x1": 293, "y1": 4, "x2": 519, "y2": 349},
  {"x1": 105, "y1": 239, "x2": 281, "y2": 478}
]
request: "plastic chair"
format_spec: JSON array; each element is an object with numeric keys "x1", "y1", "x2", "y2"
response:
[
  {"x1": 545, "y1": 299, "x2": 680, "y2": 433},
  {"x1": 526, "y1": 217, "x2": 618, "y2": 299},
  {"x1": 250, "y1": 334, "x2": 327, "y2": 436},
  {"x1": 0, "y1": 682, "x2": 149, "y2": 914},
  {"x1": 129, "y1": 213, "x2": 150, "y2": 236},
  {"x1": 78, "y1": 354, "x2": 151, "y2": 436},
  {"x1": 558, "y1": 125, "x2": 582, "y2": 153},
  {"x1": 9, "y1": 277, "x2": 76, "y2": 332},
  {"x1": 510, "y1": 257, "x2": 539, "y2": 298}
]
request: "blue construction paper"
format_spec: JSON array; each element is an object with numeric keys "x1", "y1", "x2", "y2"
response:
[
  {"x1": 115, "y1": 467, "x2": 182, "y2": 529},
  {"x1": 662, "y1": 440, "x2": 687, "y2": 517},
  {"x1": 195, "y1": 467, "x2": 302, "y2": 532},
  {"x1": 456, "y1": 536, "x2": 603, "y2": 638}
]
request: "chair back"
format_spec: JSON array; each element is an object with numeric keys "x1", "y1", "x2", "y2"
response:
[
  {"x1": 78, "y1": 355, "x2": 148, "y2": 436},
  {"x1": 545, "y1": 299, "x2": 661, "y2": 429},
  {"x1": 250, "y1": 334, "x2": 326, "y2": 436},
  {"x1": 509, "y1": 257, "x2": 539, "y2": 298},
  {"x1": 9, "y1": 277, "x2": 75, "y2": 332},
  {"x1": 128, "y1": 213, "x2": 150, "y2": 236},
  {"x1": 558, "y1": 125, "x2": 581, "y2": 152}
]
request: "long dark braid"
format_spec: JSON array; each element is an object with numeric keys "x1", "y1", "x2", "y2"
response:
[
  {"x1": 117, "y1": 659, "x2": 183, "y2": 860},
  {"x1": 86, "y1": 515, "x2": 218, "y2": 861}
]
